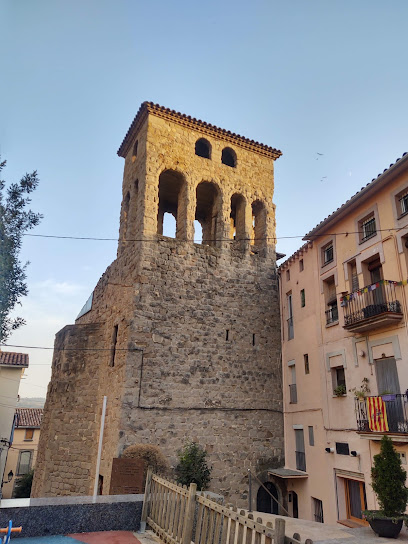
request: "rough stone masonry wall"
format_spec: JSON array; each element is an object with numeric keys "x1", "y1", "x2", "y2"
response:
[
  {"x1": 33, "y1": 107, "x2": 284, "y2": 504},
  {"x1": 120, "y1": 237, "x2": 283, "y2": 504}
]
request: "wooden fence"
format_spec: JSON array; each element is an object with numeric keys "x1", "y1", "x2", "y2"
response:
[{"x1": 141, "y1": 469, "x2": 313, "y2": 544}]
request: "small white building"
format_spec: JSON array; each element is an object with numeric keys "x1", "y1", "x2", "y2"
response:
[{"x1": 0, "y1": 350, "x2": 29, "y2": 497}]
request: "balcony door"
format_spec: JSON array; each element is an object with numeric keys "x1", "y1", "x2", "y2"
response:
[
  {"x1": 369, "y1": 260, "x2": 385, "y2": 306},
  {"x1": 375, "y1": 357, "x2": 403, "y2": 431},
  {"x1": 295, "y1": 429, "x2": 306, "y2": 471}
]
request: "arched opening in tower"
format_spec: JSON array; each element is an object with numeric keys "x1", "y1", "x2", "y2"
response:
[
  {"x1": 157, "y1": 170, "x2": 187, "y2": 239},
  {"x1": 195, "y1": 181, "x2": 222, "y2": 247},
  {"x1": 251, "y1": 200, "x2": 267, "y2": 248},
  {"x1": 230, "y1": 193, "x2": 246, "y2": 240}
]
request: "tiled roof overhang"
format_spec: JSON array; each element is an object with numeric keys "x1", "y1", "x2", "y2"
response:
[
  {"x1": 15, "y1": 408, "x2": 43, "y2": 428},
  {"x1": 0, "y1": 351, "x2": 29, "y2": 367},
  {"x1": 117, "y1": 102, "x2": 282, "y2": 160},
  {"x1": 304, "y1": 152, "x2": 408, "y2": 240}
]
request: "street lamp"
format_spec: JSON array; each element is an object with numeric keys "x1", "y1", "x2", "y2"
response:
[{"x1": 2, "y1": 470, "x2": 13, "y2": 485}]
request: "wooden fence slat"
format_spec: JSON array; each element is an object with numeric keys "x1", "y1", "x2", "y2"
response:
[
  {"x1": 213, "y1": 510, "x2": 222, "y2": 544},
  {"x1": 200, "y1": 502, "x2": 209, "y2": 544},
  {"x1": 141, "y1": 466, "x2": 153, "y2": 525},
  {"x1": 246, "y1": 513, "x2": 254, "y2": 544},
  {"x1": 264, "y1": 521, "x2": 273, "y2": 544},
  {"x1": 181, "y1": 482, "x2": 197, "y2": 544},
  {"x1": 176, "y1": 494, "x2": 186, "y2": 542},
  {"x1": 228, "y1": 507, "x2": 237, "y2": 544},
  {"x1": 274, "y1": 519, "x2": 285, "y2": 544}
]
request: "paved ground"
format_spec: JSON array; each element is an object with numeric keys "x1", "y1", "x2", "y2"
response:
[{"x1": 250, "y1": 511, "x2": 408, "y2": 543}]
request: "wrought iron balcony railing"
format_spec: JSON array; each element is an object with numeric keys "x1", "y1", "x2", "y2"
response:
[
  {"x1": 355, "y1": 394, "x2": 408, "y2": 434},
  {"x1": 295, "y1": 451, "x2": 306, "y2": 472},
  {"x1": 342, "y1": 280, "x2": 402, "y2": 332}
]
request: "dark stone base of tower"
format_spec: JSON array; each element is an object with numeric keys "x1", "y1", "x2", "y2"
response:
[{"x1": 32, "y1": 103, "x2": 284, "y2": 504}]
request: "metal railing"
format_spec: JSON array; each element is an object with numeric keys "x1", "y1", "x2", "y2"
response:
[
  {"x1": 295, "y1": 451, "x2": 306, "y2": 472},
  {"x1": 289, "y1": 384, "x2": 298, "y2": 404},
  {"x1": 355, "y1": 394, "x2": 408, "y2": 433},
  {"x1": 325, "y1": 305, "x2": 338, "y2": 324},
  {"x1": 287, "y1": 317, "x2": 294, "y2": 340},
  {"x1": 343, "y1": 281, "x2": 402, "y2": 327}
]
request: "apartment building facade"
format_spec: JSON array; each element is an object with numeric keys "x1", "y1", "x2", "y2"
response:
[{"x1": 276, "y1": 152, "x2": 408, "y2": 526}]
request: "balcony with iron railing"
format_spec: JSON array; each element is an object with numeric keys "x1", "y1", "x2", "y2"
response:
[
  {"x1": 289, "y1": 383, "x2": 297, "y2": 404},
  {"x1": 355, "y1": 393, "x2": 408, "y2": 439},
  {"x1": 342, "y1": 281, "x2": 403, "y2": 333},
  {"x1": 295, "y1": 451, "x2": 306, "y2": 472}
]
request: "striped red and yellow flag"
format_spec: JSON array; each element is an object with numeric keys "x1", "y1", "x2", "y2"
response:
[{"x1": 366, "y1": 397, "x2": 389, "y2": 432}]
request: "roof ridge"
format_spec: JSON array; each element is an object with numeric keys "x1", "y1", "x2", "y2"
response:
[{"x1": 117, "y1": 101, "x2": 282, "y2": 159}]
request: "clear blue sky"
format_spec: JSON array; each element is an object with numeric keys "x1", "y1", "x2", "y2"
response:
[{"x1": 1, "y1": 0, "x2": 408, "y2": 397}]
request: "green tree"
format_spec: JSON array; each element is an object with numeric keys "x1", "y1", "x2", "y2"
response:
[
  {"x1": 371, "y1": 435, "x2": 408, "y2": 517},
  {"x1": 175, "y1": 441, "x2": 211, "y2": 490},
  {"x1": 0, "y1": 159, "x2": 42, "y2": 342},
  {"x1": 13, "y1": 470, "x2": 34, "y2": 498}
]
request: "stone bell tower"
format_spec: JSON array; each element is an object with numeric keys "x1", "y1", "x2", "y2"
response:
[{"x1": 33, "y1": 102, "x2": 284, "y2": 504}]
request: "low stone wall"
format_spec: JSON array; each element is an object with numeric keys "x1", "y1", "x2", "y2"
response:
[{"x1": 0, "y1": 494, "x2": 143, "y2": 538}]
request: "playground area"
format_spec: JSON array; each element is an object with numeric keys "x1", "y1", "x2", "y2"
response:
[{"x1": 14, "y1": 531, "x2": 142, "y2": 543}]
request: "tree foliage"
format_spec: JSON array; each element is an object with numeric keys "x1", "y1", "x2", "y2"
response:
[
  {"x1": 371, "y1": 435, "x2": 408, "y2": 517},
  {"x1": 0, "y1": 159, "x2": 42, "y2": 342},
  {"x1": 13, "y1": 470, "x2": 34, "y2": 498},
  {"x1": 175, "y1": 441, "x2": 211, "y2": 490}
]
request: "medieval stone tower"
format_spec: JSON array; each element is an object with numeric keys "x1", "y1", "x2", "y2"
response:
[{"x1": 32, "y1": 103, "x2": 284, "y2": 504}]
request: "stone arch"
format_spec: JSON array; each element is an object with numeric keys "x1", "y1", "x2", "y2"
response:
[
  {"x1": 230, "y1": 193, "x2": 246, "y2": 240},
  {"x1": 195, "y1": 138, "x2": 211, "y2": 159},
  {"x1": 251, "y1": 200, "x2": 267, "y2": 248},
  {"x1": 157, "y1": 170, "x2": 187, "y2": 239},
  {"x1": 256, "y1": 481, "x2": 279, "y2": 514},
  {"x1": 222, "y1": 147, "x2": 237, "y2": 167},
  {"x1": 195, "y1": 181, "x2": 222, "y2": 247}
]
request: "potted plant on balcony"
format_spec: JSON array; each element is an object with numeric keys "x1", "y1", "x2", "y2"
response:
[
  {"x1": 363, "y1": 435, "x2": 408, "y2": 538},
  {"x1": 350, "y1": 377, "x2": 370, "y2": 400}
]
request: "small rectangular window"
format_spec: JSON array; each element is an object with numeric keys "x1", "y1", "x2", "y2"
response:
[
  {"x1": 359, "y1": 213, "x2": 376, "y2": 243},
  {"x1": 110, "y1": 325, "x2": 118, "y2": 367},
  {"x1": 308, "y1": 426, "x2": 314, "y2": 446},
  {"x1": 17, "y1": 450, "x2": 33, "y2": 475},
  {"x1": 286, "y1": 269, "x2": 290, "y2": 281},
  {"x1": 24, "y1": 429, "x2": 34, "y2": 441},
  {"x1": 299, "y1": 259, "x2": 304, "y2": 272},
  {"x1": 332, "y1": 366, "x2": 346, "y2": 395},
  {"x1": 300, "y1": 289, "x2": 305, "y2": 308},
  {"x1": 400, "y1": 193, "x2": 408, "y2": 216},
  {"x1": 322, "y1": 243, "x2": 334, "y2": 265},
  {"x1": 335, "y1": 442, "x2": 350, "y2": 455},
  {"x1": 304, "y1": 354, "x2": 310, "y2": 374}
]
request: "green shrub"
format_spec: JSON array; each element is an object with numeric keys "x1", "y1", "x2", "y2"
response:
[
  {"x1": 371, "y1": 435, "x2": 408, "y2": 517},
  {"x1": 175, "y1": 441, "x2": 211, "y2": 490},
  {"x1": 13, "y1": 470, "x2": 34, "y2": 498}
]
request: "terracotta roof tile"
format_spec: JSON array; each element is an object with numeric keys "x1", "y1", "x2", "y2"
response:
[
  {"x1": 117, "y1": 102, "x2": 282, "y2": 160},
  {"x1": 15, "y1": 408, "x2": 43, "y2": 428},
  {"x1": 0, "y1": 351, "x2": 29, "y2": 367}
]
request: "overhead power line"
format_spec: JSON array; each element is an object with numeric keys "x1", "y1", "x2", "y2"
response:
[{"x1": 23, "y1": 227, "x2": 402, "y2": 243}]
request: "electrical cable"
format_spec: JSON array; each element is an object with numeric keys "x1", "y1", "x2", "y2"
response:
[{"x1": 22, "y1": 227, "x2": 403, "y2": 243}]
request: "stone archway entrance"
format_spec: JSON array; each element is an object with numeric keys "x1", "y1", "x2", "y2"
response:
[{"x1": 256, "y1": 481, "x2": 279, "y2": 514}]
